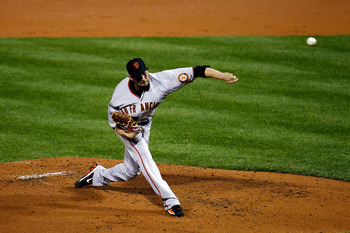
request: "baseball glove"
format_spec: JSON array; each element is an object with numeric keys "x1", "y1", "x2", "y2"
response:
[{"x1": 111, "y1": 111, "x2": 141, "y2": 133}]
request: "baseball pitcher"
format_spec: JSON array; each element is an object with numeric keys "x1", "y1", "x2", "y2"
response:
[{"x1": 75, "y1": 58, "x2": 238, "y2": 217}]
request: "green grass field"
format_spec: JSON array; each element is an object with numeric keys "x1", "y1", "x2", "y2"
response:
[{"x1": 1, "y1": 36, "x2": 349, "y2": 181}]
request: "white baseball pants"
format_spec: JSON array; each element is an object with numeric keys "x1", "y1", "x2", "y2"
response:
[{"x1": 92, "y1": 125, "x2": 180, "y2": 210}]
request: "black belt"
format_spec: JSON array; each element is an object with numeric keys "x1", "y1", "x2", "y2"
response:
[{"x1": 137, "y1": 118, "x2": 150, "y2": 126}]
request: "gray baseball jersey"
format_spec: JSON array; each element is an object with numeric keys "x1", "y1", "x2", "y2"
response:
[{"x1": 108, "y1": 67, "x2": 195, "y2": 128}]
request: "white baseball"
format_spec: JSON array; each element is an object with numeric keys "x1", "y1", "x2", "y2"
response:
[{"x1": 306, "y1": 37, "x2": 317, "y2": 46}]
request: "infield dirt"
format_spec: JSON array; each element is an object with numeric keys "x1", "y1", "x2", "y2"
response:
[{"x1": 0, "y1": 0, "x2": 349, "y2": 232}]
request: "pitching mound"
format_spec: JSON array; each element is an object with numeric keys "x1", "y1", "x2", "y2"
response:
[{"x1": 0, "y1": 157, "x2": 349, "y2": 232}]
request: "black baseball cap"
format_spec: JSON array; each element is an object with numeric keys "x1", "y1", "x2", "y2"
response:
[{"x1": 126, "y1": 58, "x2": 149, "y2": 81}]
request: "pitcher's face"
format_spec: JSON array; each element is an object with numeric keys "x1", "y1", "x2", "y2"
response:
[{"x1": 130, "y1": 70, "x2": 150, "y2": 89}]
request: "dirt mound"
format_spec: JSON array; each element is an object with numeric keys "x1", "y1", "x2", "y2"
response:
[{"x1": 0, "y1": 157, "x2": 349, "y2": 232}]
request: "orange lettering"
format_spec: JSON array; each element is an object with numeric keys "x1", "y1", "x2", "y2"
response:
[
  {"x1": 133, "y1": 62, "x2": 139, "y2": 69},
  {"x1": 122, "y1": 108, "x2": 129, "y2": 115}
]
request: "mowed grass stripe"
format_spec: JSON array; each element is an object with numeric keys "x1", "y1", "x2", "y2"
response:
[{"x1": 0, "y1": 36, "x2": 349, "y2": 181}]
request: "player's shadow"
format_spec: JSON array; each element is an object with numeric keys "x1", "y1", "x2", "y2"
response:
[
  {"x1": 93, "y1": 177, "x2": 164, "y2": 207},
  {"x1": 88, "y1": 171, "x2": 274, "y2": 207}
]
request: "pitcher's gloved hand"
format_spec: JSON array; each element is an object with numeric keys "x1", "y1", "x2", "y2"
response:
[{"x1": 111, "y1": 111, "x2": 141, "y2": 133}]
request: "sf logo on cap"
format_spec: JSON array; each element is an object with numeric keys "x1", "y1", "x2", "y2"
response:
[{"x1": 133, "y1": 62, "x2": 140, "y2": 69}]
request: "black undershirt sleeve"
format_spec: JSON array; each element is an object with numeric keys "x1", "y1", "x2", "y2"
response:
[{"x1": 193, "y1": 65, "x2": 210, "y2": 78}]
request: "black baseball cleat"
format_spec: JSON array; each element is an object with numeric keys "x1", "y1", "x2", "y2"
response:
[
  {"x1": 75, "y1": 162, "x2": 100, "y2": 188},
  {"x1": 167, "y1": 205, "x2": 184, "y2": 217}
]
